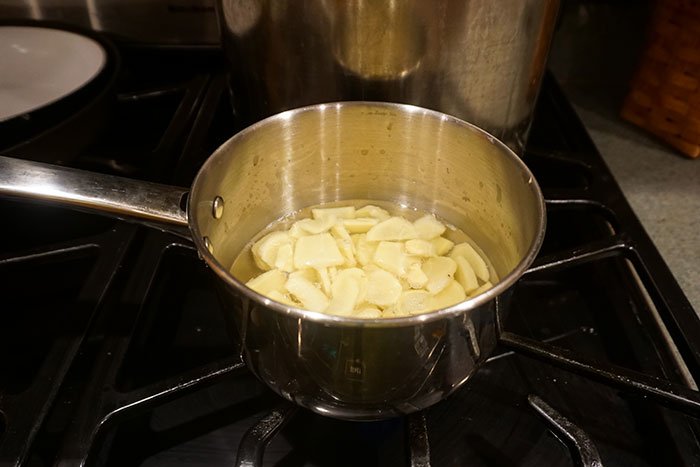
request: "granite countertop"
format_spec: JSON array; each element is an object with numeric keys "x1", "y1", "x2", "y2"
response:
[
  {"x1": 549, "y1": 1, "x2": 699, "y2": 313},
  {"x1": 570, "y1": 97, "x2": 700, "y2": 313}
]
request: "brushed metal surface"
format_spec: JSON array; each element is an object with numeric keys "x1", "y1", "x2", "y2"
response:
[
  {"x1": 0, "y1": 156, "x2": 190, "y2": 234},
  {"x1": 218, "y1": 0, "x2": 560, "y2": 154},
  {"x1": 189, "y1": 102, "x2": 546, "y2": 419}
]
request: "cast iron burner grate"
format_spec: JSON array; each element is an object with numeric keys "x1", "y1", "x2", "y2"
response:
[
  {"x1": 0, "y1": 45, "x2": 699, "y2": 467},
  {"x1": 232, "y1": 396, "x2": 603, "y2": 467}
]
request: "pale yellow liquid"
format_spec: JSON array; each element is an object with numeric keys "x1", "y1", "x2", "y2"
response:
[{"x1": 230, "y1": 199, "x2": 497, "y2": 286}]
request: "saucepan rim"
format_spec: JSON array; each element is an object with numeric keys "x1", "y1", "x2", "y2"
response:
[{"x1": 189, "y1": 101, "x2": 546, "y2": 328}]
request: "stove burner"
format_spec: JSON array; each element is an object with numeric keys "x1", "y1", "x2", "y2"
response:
[{"x1": 232, "y1": 396, "x2": 606, "y2": 467}]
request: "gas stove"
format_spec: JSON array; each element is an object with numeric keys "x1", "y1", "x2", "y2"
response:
[{"x1": 1, "y1": 43, "x2": 700, "y2": 467}]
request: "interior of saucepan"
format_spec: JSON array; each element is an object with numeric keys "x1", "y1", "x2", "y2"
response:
[{"x1": 189, "y1": 102, "x2": 545, "y2": 319}]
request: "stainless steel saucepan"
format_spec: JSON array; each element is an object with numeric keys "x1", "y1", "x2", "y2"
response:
[{"x1": 0, "y1": 102, "x2": 545, "y2": 420}]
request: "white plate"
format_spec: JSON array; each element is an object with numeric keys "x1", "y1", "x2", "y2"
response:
[{"x1": 0, "y1": 26, "x2": 107, "y2": 122}]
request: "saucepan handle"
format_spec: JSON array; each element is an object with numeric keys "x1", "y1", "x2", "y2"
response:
[{"x1": 0, "y1": 155, "x2": 191, "y2": 238}]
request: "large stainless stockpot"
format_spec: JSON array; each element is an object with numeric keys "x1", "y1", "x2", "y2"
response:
[
  {"x1": 217, "y1": 0, "x2": 560, "y2": 154},
  {"x1": 0, "y1": 102, "x2": 545, "y2": 420}
]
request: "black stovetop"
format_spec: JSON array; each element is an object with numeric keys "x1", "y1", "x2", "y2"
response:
[{"x1": 1, "y1": 44, "x2": 700, "y2": 467}]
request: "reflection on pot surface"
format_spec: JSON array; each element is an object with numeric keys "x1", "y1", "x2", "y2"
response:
[{"x1": 223, "y1": 287, "x2": 501, "y2": 420}]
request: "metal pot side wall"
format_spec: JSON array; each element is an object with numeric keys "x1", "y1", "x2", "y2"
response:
[{"x1": 220, "y1": 284, "x2": 500, "y2": 420}]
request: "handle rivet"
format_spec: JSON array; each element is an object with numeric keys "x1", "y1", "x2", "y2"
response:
[
  {"x1": 212, "y1": 196, "x2": 224, "y2": 219},
  {"x1": 203, "y1": 236, "x2": 214, "y2": 254}
]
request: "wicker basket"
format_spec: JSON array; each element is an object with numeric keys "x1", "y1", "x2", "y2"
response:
[{"x1": 621, "y1": 0, "x2": 700, "y2": 158}]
